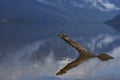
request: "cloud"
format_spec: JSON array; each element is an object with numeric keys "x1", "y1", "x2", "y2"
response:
[
  {"x1": 0, "y1": 41, "x2": 58, "y2": 80},
  {"x1": 70, "y1": 0, "x2": 86, "y2": 8},
  {"x1": 96, "y1": 35, "x2": 120, "y2": 48},
  {"x1": 83, "y1": 34, "x2": 120, "y2": 51},
  {"x1": 36, "y1": 0, "x2": 61, "y2": 6},
  {"x1": 0, "y1": 35, "x2": 120, "y2": 80},
  {"x1": 0, "y1": 54, "x2": 57, "y2": 80},
  {"x1": 36, "y1": 0, "x2": 120, "y2": 11},
  {"x1": 71, "y1": 0, "x2": 120, "y2": 11},
  {"x1": 85, "y1": 0, "x2": 120, "y2": 11},
  {"x1": 56, "y1": 46, "x2": 120, "y2": 80}
]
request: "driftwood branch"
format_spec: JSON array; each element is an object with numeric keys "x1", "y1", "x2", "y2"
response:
[
  {"x1": 57, "y1": 33, "x2": 88, "y2": 55},
  {"x1": 56, "y1": 33, "x2": 94, "y2": 75},
  {"x1": 56, "y1": 33, "x2": 113, "y2": 76}
]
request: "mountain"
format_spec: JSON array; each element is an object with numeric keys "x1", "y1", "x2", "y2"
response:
[
  {"x1": 0, "y1": 0, "x2": 68, "y2": 48},
  {"x1": 104, "y1": 14, "x2": 120, "y2": 32},
  {"x1": 0, "y1": 0, "x2": 119, "y2": 61},
  {"x1": 0, "y1": 0, "x2": 116, "y2": 48}
]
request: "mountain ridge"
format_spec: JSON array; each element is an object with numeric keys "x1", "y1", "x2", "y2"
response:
[{"x1": 104, "y1": 14, "x2": 120, "y2": 32}]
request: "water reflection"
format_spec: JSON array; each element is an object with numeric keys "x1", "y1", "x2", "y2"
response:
[{"x1": 0, "y1": 20, "x2": 119, "y2": 49}]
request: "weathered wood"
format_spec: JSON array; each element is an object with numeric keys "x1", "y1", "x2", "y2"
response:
[
  {"x1": 57, "y1": 33, "x2": 94, "y2": 57},
  {"x1": 56, "y1": 33, "x2": 113, "y2": 76}
]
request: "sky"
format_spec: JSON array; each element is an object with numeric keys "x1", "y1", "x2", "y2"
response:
[
  {"x1": 0, "y1": 0, "x2": 120, "y2": 80},
  {"x1": 37, "y1": 0, "x2": 120, "y2": 11}
]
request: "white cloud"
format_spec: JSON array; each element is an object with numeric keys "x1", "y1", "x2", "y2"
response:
[
  {"x1": 56, "y1": 46, "x2": 120, "y2": 79},
  {"x1": 86, "y1": 0, "x2": 120, "y2": 11},
  {"x1": 70, "y1": 0, "x2": 86, "y2": 8},
  {"x1": 111, "y1": 47, "x2": 120, "y2": 58},
  {"x1": 73, "y1": 0, "x2": 120, "y2": 11},
  {"x1": 36, "y1": 0, "x2": 120, "y2": 11},
  {"x1": 0, "y1": 36, "x2": 120, "y2": 80},
  {"x1": 0, "y1": 42, "x2": 58, "y2": 80},
  {"x1": 84, "y1": 34, "x2": 120, "y2": 51},
  {"x1": 36, "y1": 0, "x2": 57, "y2": 6},
  {"x1": 96, "y1": 35, "x2": 120, "y2": 48}
]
